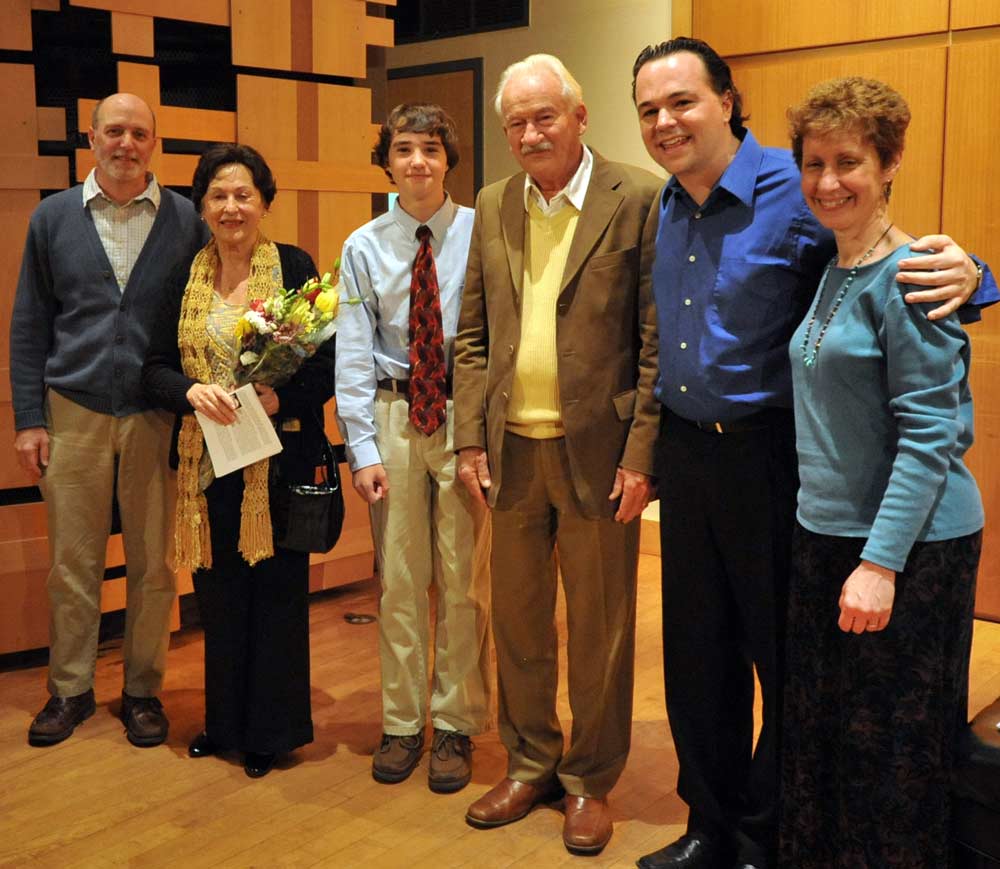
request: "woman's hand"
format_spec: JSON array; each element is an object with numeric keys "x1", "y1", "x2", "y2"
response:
[
  {"x1": 838, "y1": 560, "x2": 896, "y2": 634},
  {"x1": 186, "y1": 383, "x2": 238, "y2": 425},
  {"x1": 253, "y1": 383, "x2": 279, "y2": 416}
]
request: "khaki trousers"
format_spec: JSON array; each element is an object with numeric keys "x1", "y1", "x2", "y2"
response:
[
  {"x1": 491, "y1": 433, "x2": 639, "y2": 798},
  {"x1": 371, "y1": 391, "x2": 492, "y2": 735},
  {"x1": 39, "y1": 390, "x2": 176, "y2": 697}
]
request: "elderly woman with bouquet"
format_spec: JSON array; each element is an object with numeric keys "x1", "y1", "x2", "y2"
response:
[{"x1": 142, "y1": 143, "x2": 337, "y2": 778}]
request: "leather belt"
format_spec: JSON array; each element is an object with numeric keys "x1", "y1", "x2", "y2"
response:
[
  {"x1": 669, "y1": 407, "x2": 791, "y2": 434},
  {"x1": 377, "y1": 377, "x2": 453, "y2": 399}
]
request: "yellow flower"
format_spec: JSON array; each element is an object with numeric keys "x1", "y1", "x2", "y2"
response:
[
  {"x1": 234, "y1": 316, "x2": 253, "y2": 338},
  {"x1": 314, "y1": 290, "x2": 339, "y2": 317}
]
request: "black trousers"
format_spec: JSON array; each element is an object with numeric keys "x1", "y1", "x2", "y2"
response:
[
  {"x1": 193, "y1": 470, "x2": 314, "y2": 755},
  {"x1": 656, "y1": 408, "x2": 798, "y2": 868}
]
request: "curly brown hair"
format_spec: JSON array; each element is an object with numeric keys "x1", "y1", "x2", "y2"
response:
[
  {"x1": 787, "y1": 77, "x2": 910, "y2": 170},
  {"x1": 373, "y1": 103, "x2": 460, "y2": 181}
]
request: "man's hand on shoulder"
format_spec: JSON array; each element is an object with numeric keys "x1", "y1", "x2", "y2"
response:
[
  {"x1": 457, "y1": 447, "x2": 492, "y2": 507},
  {"x1": 610, "y1": 466, "x2": 653, "y2": 523},
  {"x1": 15, "y1": 427, "x2": 49, "y2": 479},
  {"x1": 898, "y1": 234, "x2": 978, "y2": 320},
  {"x1": 353, "y1": 463, "x2": 389, "y2": 504}
]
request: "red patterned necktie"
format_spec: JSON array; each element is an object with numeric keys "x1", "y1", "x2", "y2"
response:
[{"x1": 408, "y1": 225, "x2": 447, "y2": 435}]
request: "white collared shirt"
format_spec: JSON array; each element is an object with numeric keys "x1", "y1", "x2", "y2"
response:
[
  {"x1": 522, "y1": 144, "x2": 594, "y2": 217},
  {"x1": 334, "y1": 193, "x2": 474, "y2": 470},
  {"x1": 83, "y1": 169, "x2": 160, "y2": 292}
]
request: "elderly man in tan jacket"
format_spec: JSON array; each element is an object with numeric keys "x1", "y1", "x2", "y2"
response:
[{"x1": 453, "y1": 53, "x2": 662, "y2": 856}]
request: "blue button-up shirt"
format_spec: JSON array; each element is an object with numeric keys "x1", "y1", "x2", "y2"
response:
[
  {"x1": 653, "y1": 129, "x2": 832, "y2": 422},
  {"x1": 653, "y1": 129, "x2": 999, "y2": 423}
]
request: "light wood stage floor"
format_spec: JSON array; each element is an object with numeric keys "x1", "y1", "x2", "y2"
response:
[{"x1": 3, "y1": 553, "x2": 1000, "y2": 868}]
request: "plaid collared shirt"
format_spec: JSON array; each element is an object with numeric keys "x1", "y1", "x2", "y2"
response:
[{"x1": 82, "y1": 169, "x2": 161, "y2": 292}]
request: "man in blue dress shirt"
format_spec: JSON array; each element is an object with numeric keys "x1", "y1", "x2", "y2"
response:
[{"x1": 629, "y1": 37, "x2": 997, "y2": 869}]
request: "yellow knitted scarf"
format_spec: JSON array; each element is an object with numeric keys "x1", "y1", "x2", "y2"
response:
[{"x1": 174, "y1": 235, "x2": 282, "y2": 570}]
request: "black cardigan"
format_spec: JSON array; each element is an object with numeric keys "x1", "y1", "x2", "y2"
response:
[{"x1": 141, "y1": 242, "x2": 336, "y2": 484}]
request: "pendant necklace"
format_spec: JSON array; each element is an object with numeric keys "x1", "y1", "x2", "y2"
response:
[{"x1": 800, "y1": 223, "x2": 893, "y2": 367}]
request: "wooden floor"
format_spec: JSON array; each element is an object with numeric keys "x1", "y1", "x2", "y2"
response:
[{"x1": 3, "y1": 553, "x2": 1000, "y2": 869}]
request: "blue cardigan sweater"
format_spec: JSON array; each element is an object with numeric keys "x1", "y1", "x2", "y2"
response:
[
  {"x1": 791, "y1": 244, "x2": 983, "y2": 572},
  {"x1": 10, "y1": 182, "x2": 206, "y2": 429}
]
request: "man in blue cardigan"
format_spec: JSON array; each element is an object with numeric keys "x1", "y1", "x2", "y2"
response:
[{"x1": 10, "y1": 93, "x2": 207, "y2": 748}]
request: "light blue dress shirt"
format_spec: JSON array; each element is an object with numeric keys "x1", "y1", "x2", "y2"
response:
[{"x1": 334, "y1": 194, "x2": 473, "y2": 470}]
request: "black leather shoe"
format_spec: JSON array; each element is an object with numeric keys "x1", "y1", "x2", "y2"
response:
[
  {"x1": 28, "y1": 690, "x2": 96, "y2": 746},
  {"x1": 734, "y1": 864, "x2": 765, "y2": 869},
  {"x1": 637, "y1": 833, "x2": 721, "y2": 868},
  {"x1": 120, "y1": 693, "x2": 169, "y2": 747},
  {"x1": 188, "y1": 731, "x2": 218, "y2": 758},
  {"x1": 244, "y1": 752, "x2": 277, "y2": 778}
]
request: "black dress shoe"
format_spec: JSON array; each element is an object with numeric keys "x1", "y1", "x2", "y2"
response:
[
  {"x1": 120, "y1": 693, "x2": 169, "y2": 747},
  {"x1": 244, "y1": 751, "x2": 277, "y2": 778},
  {"x1": 28, "y1": 689, "x2": 97, "y2": 746},
  {"x1": 637, "y1": 833, "x2": 721, "y2": 868},
  {"x1": 188, "y1": 731, "x2": 218, "y2": 758}
]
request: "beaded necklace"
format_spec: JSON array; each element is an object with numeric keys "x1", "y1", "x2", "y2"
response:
[{"x1": 800, "y1": 223, "x2": 893, "y2": 367}]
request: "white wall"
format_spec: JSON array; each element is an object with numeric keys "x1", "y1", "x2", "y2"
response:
[{"x1": 387, "y1": 0, "x2": 672, "y2": 186}]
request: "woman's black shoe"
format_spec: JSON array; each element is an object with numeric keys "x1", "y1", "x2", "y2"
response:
[
  {"x1": 188, "y1": 731, "x2": 217, "y2": 758},
  {"x1": 244, "y1": 752, "x2": 277, "y2": 778}
]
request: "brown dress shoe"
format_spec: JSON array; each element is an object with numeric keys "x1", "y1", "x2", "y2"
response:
[
  {"x1": 28, "y1": 689, "x2": 96, "y2": 746},
  {"x1": 562, "y1": 795, "x2": 613, "y2": 855},
  {"x1": 428, "y1": 729, "x2": 474, "y2": 793},
  {"x1": 120, "y1": 693, "x2": 169, "y2": 747},
  {"x1": 372, "y1": 732, "x2": 425, "y2": 783},
  {"x1": 465, "y1": 777, "x2": 565, "y2": 828}
]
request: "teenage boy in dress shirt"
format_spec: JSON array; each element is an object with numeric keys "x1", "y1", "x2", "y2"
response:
[{"x1": 334, "y1": 104, "x2": 491, "y2": 794}]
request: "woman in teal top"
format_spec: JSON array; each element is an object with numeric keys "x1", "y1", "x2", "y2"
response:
[{"x1": 780, "y1": 77, "x2": 983, "y2": 869}]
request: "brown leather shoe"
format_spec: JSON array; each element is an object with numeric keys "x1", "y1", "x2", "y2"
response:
[
  {"x1": 428, "y1": 729, "x2": 474, "y2": 793},
  {"x1": 28, "y1": 689, "x2": 96, "y2": 746},
  {"x1": 562, "y1": 795, "x2": 613, "y2": 855},
  {"x1": 465, "y1": 777, "x2": 565, "y2": 829},
  {"x1": 372, "y1": 732, "x2": 425, "y2": 783},
  {"x1": 120, "y1": 693, "x2": 169, "y2": 747}
]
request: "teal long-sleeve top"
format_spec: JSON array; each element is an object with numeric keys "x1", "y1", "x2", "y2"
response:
[{"x1": 790, "y1": 244, "x2": 983, "y2": 572}]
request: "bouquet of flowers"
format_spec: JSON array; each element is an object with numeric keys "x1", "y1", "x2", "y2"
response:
[{"x1": 233, "y1": 261, "x2": 348, "y2": 387}]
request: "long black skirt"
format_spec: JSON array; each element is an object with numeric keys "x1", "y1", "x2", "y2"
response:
[
  {"x1": 779, "y1": 525, "x2": 980, "y2": 869},
  {"x1": 192, "y1": 470, "x2": 314, "y2": 755}
]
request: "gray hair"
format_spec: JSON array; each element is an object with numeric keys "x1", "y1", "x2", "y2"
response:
[{"x1": 493, "y1": 54, "x2": 584, "y2": 117}]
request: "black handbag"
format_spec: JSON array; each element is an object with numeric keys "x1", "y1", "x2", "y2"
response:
[{"x1": 270, "y1": 436, "x2": 345, "y2": 554}]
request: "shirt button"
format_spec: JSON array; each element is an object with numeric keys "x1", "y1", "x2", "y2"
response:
[
  {"x1": 688, "y1": 254, "x2": 696, "y2": 263},
  {"x1": 684, "y1": 298, "x2": 692, "y2": 306},
  {"x1": 680, "y1": 385, "x2": 688, "y2": 393},
  {"x1": 680, "y1": 342, "x2": 687, "y2": 349},
  {"x1": 694, "y1": 212, "x2": 702, "y2": 220},
  {"x1": 103, "y1": 270, "x2": 112, "y2": 279},
  {"x1": 508, "y1": 344, "x2": 515, "y2": 355},
  {"x1": 115, "y1": 335, "x2": 124, "y2": 344}
]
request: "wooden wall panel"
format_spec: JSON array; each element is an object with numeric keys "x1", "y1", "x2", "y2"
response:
[
  {"x1": 2, "y1": 0, "x2": 34, "y2": 50},
  {"x1": 232, "y1": 0, "x2": 392, "y2": 77},
  {"x1": 952, "y1": 0, "x2": 1000, "y2": 28},
  {"x1": 111, "y1": 12, "x2": 154, "y2": 57},
  {"x1": 944, "y1": 33, "x2": 1000, "y2": 617},
  {"x1": 728, "y1": 41, "x2": 947, "y2": 236},
  {"x1": 693, "y1": 0, "x2": 947, "y2": 57},
  {"x1": 70, "y1": 0, "x2": 228, "y2": 26}
]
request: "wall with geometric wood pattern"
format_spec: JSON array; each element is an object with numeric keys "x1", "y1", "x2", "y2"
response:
[
  {"x1": 0, "y1": 0, "x2": 394, "y2": 656},
  {"x1": 674, "y1": 0, "x2": 1000, "y2": 617}
]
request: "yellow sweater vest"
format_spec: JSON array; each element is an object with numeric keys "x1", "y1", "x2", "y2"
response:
[{"x1": 506, "y1": 200, "x2": 579, "y2": 438}]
